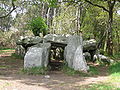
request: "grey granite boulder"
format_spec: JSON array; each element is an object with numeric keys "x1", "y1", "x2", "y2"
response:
[
  {"x1": 64, "y1": 35, "x2": 82, "y2": 67},
  {"x1": 24, "y1": 43, "x2": 51, "y2": 68},
  {"x1": 93, "y1": 54, "x2": 114, "y2": 65},
  {"x1": 83, "y1": 52, "x2": 91, "y2": 62},
  {"x1": 73, "y1": 45, "x2": 89, "y2": 72},
  {"x1": 16, "y1": 36, "x2": 43, "y2": 45},
  {"x1": 83, "y1": 39, "x2": 97, "y2": 51},
  {"x1": 43, "y1": 34, "x2": 69, "y2": 44},
  {"x1": 64, "y1": 35, "x2": 89, "y2": 72}
]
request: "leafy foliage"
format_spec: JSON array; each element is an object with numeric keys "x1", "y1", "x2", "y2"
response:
[{"x1": 28, "y1": 17, "x2": 48, "y2": 36}]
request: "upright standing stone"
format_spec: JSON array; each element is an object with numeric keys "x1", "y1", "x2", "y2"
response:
[
  {"x1": 64, "y1": 35, "x2": 89, "y2": 72},
  {"x1": 64, "y1": 35, "x2": 82, "y2": 67},
  {"x1": 73, "y1": 45, "x2": 89, "y2": 72},
  {"x1": 24, "y1": 43, "x2": 51, "y2": 68}
]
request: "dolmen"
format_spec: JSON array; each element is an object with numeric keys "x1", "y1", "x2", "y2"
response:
[{"x1": 16, "y1": 34, "x2": 97, "y2": 72}]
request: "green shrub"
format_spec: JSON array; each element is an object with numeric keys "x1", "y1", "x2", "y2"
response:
[{"x1": 28, "y1": 17, "x2": 48, "y2": 36}]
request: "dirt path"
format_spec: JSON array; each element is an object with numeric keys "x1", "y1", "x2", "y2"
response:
[{"x1": 0, "y1": 50, "x2": 109, "y2": 90}]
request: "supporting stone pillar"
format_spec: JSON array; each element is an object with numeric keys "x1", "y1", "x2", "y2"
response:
[
  {"x1": 24, "y1": 43, "x2": 51, "y2": 68},
  {"x1": 64, "y1": 35, "x2": 89, "y2": 72}
]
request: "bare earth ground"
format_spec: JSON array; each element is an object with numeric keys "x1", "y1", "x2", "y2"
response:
[{"x1": 0, "y1": 50, "x2": 109, "y2": 90}]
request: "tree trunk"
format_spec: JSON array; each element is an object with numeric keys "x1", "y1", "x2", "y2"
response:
[
  {"x1": 107, "y1": 11, "x2": 113, "y2": 55},
  {"x1": 107, "y1": 1, "x2": 115, "y2": 55}
]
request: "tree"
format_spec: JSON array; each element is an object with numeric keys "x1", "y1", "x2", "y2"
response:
[
  {"x1": 28, "y1": 17, "x2": 48, "y2": 36},
  {"x1": 84, "y1": 0, "x2": 119, "y2": 55},
  {"x1": 0, "y1": 0, "x2": 16, "y2": 18},
  {"x1": 60, "y1": 0, "x2": 119, "y2": 55}
]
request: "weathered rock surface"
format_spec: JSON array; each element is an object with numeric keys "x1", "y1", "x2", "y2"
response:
[
  {"x1": 16, "y1": 36, "x2": 43, "y2": 45},
  {"x1": 93, "y1": 54, "x2": 114, "y2": 65},
  {"x1": 64, "y1": 35, "x2": 89, "y2": 72},
  {"x1": 73, "y1": 45, "x2": 89, "y2": 72},
  {"x1": 83, "y1": 39, "x2": 97, "y2": 51},
  {"x1": 83, "y1": 52, "x2": 91, "y2": 62},
  {"x1": 64, "y1": 35, "x2": 82, "y2": 67},
  {"x1": 24, "y1": 43, "x2": 51, "y2": 68},
  {"x1": 43, "y1": 34, "x2": 70, "y2": 44},
  {"x1": 15, "y1": 34, "x2": 95, "y2": 71}
]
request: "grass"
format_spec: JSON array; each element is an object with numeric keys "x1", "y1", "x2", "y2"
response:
[
  {"x1": 108, "y1": 62, "x2": 120, "y2": 86},
  {"x1": 109, "y1": 62, "x2": 120, "y2": 74},
  {"x1": 62, "y1": 62, "x2": 100, "y2": 76},
  {"x1": 62, "y1": 65, "x2": 89, "y2": 76},
  {"x1": 0, "y1": 48, "x2": 15, "y2": 54},
  {"x1": 0, "y1": 50, "x2": 14, "y2": 53},
  {"x1": 79, "y1": 83, "x2": 120, "y2": 90},
  {"x1": 0, "y1": 65, "x2": 10, "y2": 69},
  {"x1": 0, "y1": 48, "x2": 14, "y2": 50},
  {"x1": 79, "y1": 62, "x2": 120, "y2": 90},
  {"x1": 11, "y1": 53, "x2": 23, "y2": 59},
  {"x1": 21, "y1": 67, "x2": 49, "y2": 75},
  {"x1": 0, "y1": 47, "x2": 23, "y2": 59},
  {"x1": 88, "y1": 66, "x2": 99, "y2": 75}
]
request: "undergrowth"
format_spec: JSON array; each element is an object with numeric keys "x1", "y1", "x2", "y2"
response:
[
  {"x1": 62, "y1": 65, "x2": 88, "y2": 76},
  {"x1": 82, "y1": 62, "x2": 120, "y2": 90},
  {"x1": 0, "y1": 48, "x2": 14, "y2": 50},
  {"x1": 112, "y1": 53, "x2": 120, "y2": 59},
  {"x1": 88, "y1": 66, "x2": 99, "y2": 75},
  {"x1": 21, "y1": 67, "x2": 49, "y2": 75},
  {"x1": 108, "y1": 62, "x2": 120, "y2": 83},
  {"x1": 62, "y1": 64, "x2": 99, "y2": 77},
  {"x1": 11, "y1": 53, "x2": 23, "y2": 59},
  {"x1": 109, "y1": 62, "x2": 120, "y2": 74},
  {"x1": 79, "y1": 83, "x2": 120, "y2": 90}
]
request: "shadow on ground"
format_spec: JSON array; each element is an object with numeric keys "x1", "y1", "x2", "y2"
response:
[{"x1": 0, "y1": 50, "x2": 109, "y2": 90}]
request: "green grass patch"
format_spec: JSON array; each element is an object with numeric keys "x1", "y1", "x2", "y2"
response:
[
  {"x1": 21, "y1": 67, "x2": 49, "y2": 75},
  {"x1": 108, "y1": 73, "x2": 120, "y2": 83},
  {"x1": 109, "y1": 62, "x2": 120, "y2": 74},
  {"x1": 62, "y1": 65, "x2": 89, "y2": 76},
  {"x1": 79, "y1": 83, "x2": 120, "y2": 90},
  {"x1": 88, "y1": 66, "x2": 99, "y2": 75},
  {"x1": 62, "y1": 64, "x2": 100, "y2": 76},
  {"x1": 0, "y1": 65, "x2": 10, "y2": 69},
  {"x1": 0, "y1": 48, "x2": 15, "y2": 54},
  {"x1": 11, "y1": 53, "x2": 23, "y2": 59},
  {"x1": 108, "y1": 62, "x2": 120, "y2": 83},
  {"x1": 0, "y1": 50, "x2": 13, "y2": 53},
  {"x1": 0, "y1": 48, "x2": 14, "y2": 50}
]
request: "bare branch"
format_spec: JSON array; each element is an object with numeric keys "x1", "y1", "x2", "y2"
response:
[
  {"x1": 0, "y1": 0, "x2": 16, "y2": 18},
  {"x1": 85, "y1": 0, "x2": 109, "y2": 12}
]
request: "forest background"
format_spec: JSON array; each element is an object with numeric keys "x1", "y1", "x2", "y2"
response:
[{"x1": 0, "y1": 0, "x2": 120, "y2": 56}]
